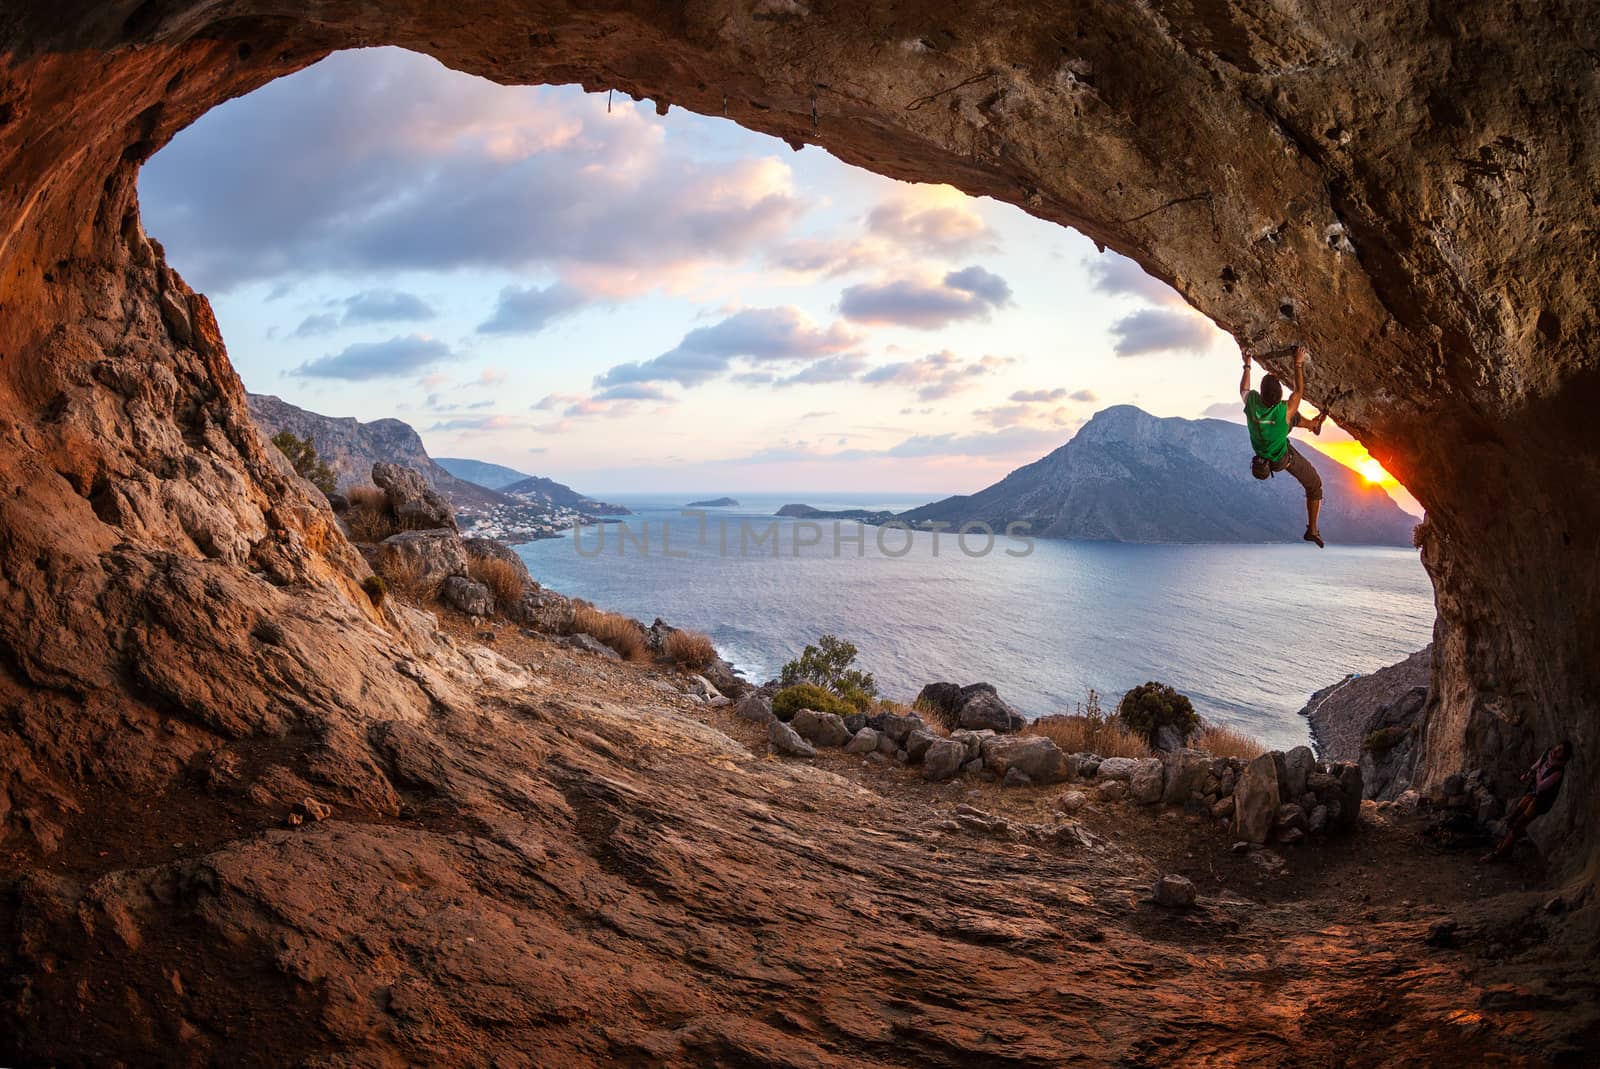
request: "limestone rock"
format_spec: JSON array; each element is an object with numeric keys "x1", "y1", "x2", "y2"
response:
[
  {"x1": 1129, "y1": 759, "x2": 1165, "y2": 804},
  {"x1": 1094, "y1": 756, "x2": 1140, "y2": 782},
  {"x1": 440, "y1": 576, "x2": 494, "y2": 617},
  {"x1": 372, "y1": 461, "x2": 457, "y2": 532},
  {"x1": 922, "y1": 738, "x2": 966, "y2": 782},
  {"x1": 1161, "y1": 750, "x2": 1211, "y2": 805},
  {"x1": 791, "y1": 709, "x2": 851, "y2": 748},
  {"x1": 736, "y1": 693, "x2": 775, "y2": 725},
  {"x1": 980, "y1": 735, "x2": 1066, "y2": 783},
  {"x1": 767, "y1": 719, "x2": 816, "y2": 758},
  {"x1": 905, "y1": 728, "x2": 941, "y2": 763},
  {"x1": 1153, "y1": 875, "x2": 1196, "y2": 909},
  {"x1": 1282, "y1": 746, "x2": 1316, "y2": 799},
  {"x1": 378, "y1": 530, "x2": 469, "y2": 585},
  {"x1": 1235, "y1": 753, "x2": 1281, "y2": 845},
  {"x1": 566, "y1": 634, "x2": 621, "y2": 660},
  {"x1": 845, "y1": 728, "x2": 879, "y2": 754}
]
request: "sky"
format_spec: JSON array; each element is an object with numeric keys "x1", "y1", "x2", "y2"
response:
[{"x1": 139, "y1": 47, "x2": 1415, "y2": 513}]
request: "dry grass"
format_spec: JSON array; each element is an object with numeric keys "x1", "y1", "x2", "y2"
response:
[
  {"x1": 572, "y1": 603, "x2": 652, "y2": 663},
  {"x1": 378, "y1": 552, "x2": 439, "y2": 602},
  {"x1": 344, "y1": 486, "x2": 397, "y2": 543},
  {"x1": 662, "y1": 629, "x2": 717, "y2": 671},
  {"x1": 469, "y1": 557, "x2": 526, "y2": 608},
  {"x1": 1194, "y1": 720, "x2": 1267, "y2": 761},
  {"x1": 1027, "y1": 691, "x2": 1150, "y2": 758}
]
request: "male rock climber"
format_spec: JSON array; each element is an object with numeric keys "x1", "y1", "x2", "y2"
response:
[
  {"x1": 1242, "y1": 345, "x2": 1328, "y2": 547},
  {"x1": 1484, "y1": 740, "x2": 1573, "y2": 862}
]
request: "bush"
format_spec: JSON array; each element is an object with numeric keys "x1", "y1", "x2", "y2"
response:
[
  {"x1": 778, "y1": 634, "x2": 877, "y2": 711},
  {"x1": 1027, "y1": 692, "x2": 1149, "y2": 758},
  {"x1": 344, "y1": 486, "x2": 397, "y2": 543},
  {"x1": 378, "y1": 552, "x2": 438, "y2": 602},
  {"x1": 1194, "y1": 720, "x2": 1266, "y2": 760},
  {"x1": 1363, "y1": 725, "x2": 1408, "y2": 755},
  {"x1": 469, "y1": 557, "x2": 526, "y2": 608},
  {"x1": 269, "y1": 430, "x2": 337, "y2": 496},
  {"x1": 572, "y1": 603, "x2": 651, "y2": 663},
  {"x1": 1116, "y1": 681, "x2": 1199, "y2": 745},
  {"x1": 663, "y1": 629, "x2": 717, "y2": 671},
  {"x1": 771, "y1": 683, "x2": 854, "y2": 721},
  {"x1": 361, "y1": 575, "x2": 386, "y2": 608}
]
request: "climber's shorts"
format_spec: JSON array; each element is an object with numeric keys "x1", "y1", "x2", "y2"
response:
[{"x1": 1273, "y1": 444, "x2": 1323, "y2": 502}]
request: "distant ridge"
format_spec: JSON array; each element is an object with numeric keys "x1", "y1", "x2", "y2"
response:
[
  {"x1": 435, "y1": 457, "x2": 533, "y2": 491},
  {"x1": 900, "y1": 405, "x2": 1419, "y2": 545}
]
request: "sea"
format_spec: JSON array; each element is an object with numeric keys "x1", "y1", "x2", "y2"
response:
[{"x1": 517, "y1": 492, "x2": 1435, "y2": 750}]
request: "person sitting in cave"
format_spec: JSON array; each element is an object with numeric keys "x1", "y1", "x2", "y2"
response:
[
  {"x1": 1242, "y1": 345, "x2": 1329, "y2": 547},
  {"x1": 1483, "y1": 740, "x2": 1574, "y2": 862}
]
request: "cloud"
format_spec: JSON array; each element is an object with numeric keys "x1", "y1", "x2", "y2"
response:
[
  {"x1": 1110, "y1": 308, "x2": 1222, "y2": 357},
  {"x1": 140, "y1": 48, "x2": 802, "y2": 293},
  {"x1": 343, "y1": 289, "x2": 435, "y2": 323},
  {"x1": 728, "y1": 425, "x2": 1064, "y2": 464},
  {"x1": 596, "y1": 307, "x2": 858, "y2": 388},
  {"x1": 594, "y1": 383, "x2": 675, "y2": 402},
  {"x1": 777, "y1": 354, "x2": 869, "y2": 387},
  {"x1": 1010, "y1": 388, "x2": 1068, "y2": 403},
  {"x1": 1070, "y1": 388, "x2": 1099, "y2": 402},
  {"x1": 1087, "y1": 252, "x2": 1182, "y2": 305},
  {"x1": 838, "y1": 266, "x2": 1012, "y2": 328},
  {"x1": 861, "y1": 350, "x2": 1010, "y2": 400},
  {"x1": 477, "y1": 282, "x2": 588, "y2": 334},
  {"x1": 866, "y1": 190, "x2": 996, "y2": 257},
  {"x1": 293, "y1": 312, "x2": 340, "y2": 337},
  {"x1": 292, "y1": 335, "x2": 452, "y2": 380},
  {"x1": 1202, "y1": 401, "x2": 1246, "y2": 422},
  {"x1": 426, "y1": 414, "x2": 528, "y2": 433}
]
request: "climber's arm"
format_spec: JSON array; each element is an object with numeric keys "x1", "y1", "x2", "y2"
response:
[
  {"x1": 1286, "y1": 345, "x2": 1308, "y2": 415},
  {"x1": 1239, "y1": 352, "x2": 1252, "y2": 402}
]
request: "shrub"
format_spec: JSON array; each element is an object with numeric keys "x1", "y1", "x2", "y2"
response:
[
  {"x1": 778, "y1": 634, "x2": 877, "y2": 711},
  {"x1": 1116, "y1": 681, "x2": 1199, "y2": 746},
  {"x1": 1363, "y1": 725, "x2": 1408, "y2": 756},
  {"x1": 361, "y1": 575, "x2": 386, "y2": 608},
  {"x1": 572, "y1": 603, "x2": 651, "y2": 663},
  {"x1": 663, "y1": 629, "x2": 717, "y2": 671},
  {"x1": 344, "y1": 486, "x2": 397, "y2": 543},
  {"x1": 1194, "y1": 720, "x2": 1266, "y2": 761},
  {"x1": 772, "y1": 683, "x2": 854, "y2": 721},
  {"x1": 1027, "y1": 692, "x2": 1149, "y2": 758},
  {"x1": 269, "y1": 430, "x2": 337, "y2": 496},
  {"x1": 378, "y1": 552, "x2": 438, "y2": 602},
  {"x1": 469, "y1": 556, "x2": 526, "y2": 608}
]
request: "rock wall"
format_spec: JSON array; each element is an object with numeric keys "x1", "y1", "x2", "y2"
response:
[{"x1": 0, "y1": 1, "x2": 1595, "y2": 880}]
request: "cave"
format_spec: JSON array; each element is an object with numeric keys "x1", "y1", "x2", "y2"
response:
[{"x1": 2, "y1": 2, "x2": 1596, "y2": 1063}]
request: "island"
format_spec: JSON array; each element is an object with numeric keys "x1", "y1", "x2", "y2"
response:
[
  {"x1": 686, "y1": 497, "x2": 740, "y2": 508},
  {"x1": 775, "y1": 503, "x2": 898, "y2": 525}
]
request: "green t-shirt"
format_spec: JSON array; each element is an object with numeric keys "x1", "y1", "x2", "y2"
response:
[{"x1": 1245, "y1": 390, "x2": 1289, "y2": 462}]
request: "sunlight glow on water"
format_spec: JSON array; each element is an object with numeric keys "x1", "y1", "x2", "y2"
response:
[{"x1": 519, "y1": 493, "x2": 1435, "y2": 750}]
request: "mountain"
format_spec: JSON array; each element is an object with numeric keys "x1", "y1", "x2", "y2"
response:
[
  {"x1": 900, "y1": 405, "x2": 1419, "y2": 545},
  {"x1": 499, "y1": 475, "x2": 629, "y2": 516},
  {"x1": 247, "y1": 394, "x2": 627, "y2": 536},
  {"x1": 435, "y1": 457, "x2": 533, "y2": 490}
]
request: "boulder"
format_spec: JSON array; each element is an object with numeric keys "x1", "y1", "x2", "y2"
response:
[
  {"x1": 1331, "y1": 763, "x2": 1364, "y2": 832},
  {"x1": 1002, "y1": 767, "x2": 1034, "y2": 788},
  {"x1": 566, "y1": 633, "x2": 620, "y2": 660},
  {"x1": 791, "y1": 709, "x2": 852, "y2": 748},
  {"x1": 845, "y1": 728, "x2": 880, "y2": 754},
  {"x1": 1307, "y1": 804, "x2": 1330, "y2": 834},
  {"x1": 699, "y1": 659, "x2": 750, "y2": 701},
  {"x1": 980, "y1": 735, "x2": 1066, "y2": 783},
  {"x1": 686, "y1": 675, "x2": 724, "y2": 702},
  {"x1": 440, "y1": 575, "x2": 494, "y2": 617},
  {"x1": 878, "y1": 713, "x2": 925, "y2": 746},
  {"x1": 949, "y1": 728, "x2": 993, "y2": 762},
  {"x1": 1234, "y1": 752, "x2": 1281, "y2": 844},
  {"x1": 1096, "y1": 779, "x2": 1128, "y2": 802},
  {"x1": 1210, "y1": 796, "x2": 1235, "y2": 819},
  {"x1": 508, "y1": 588, "x2": 576, "y2": 633},
  {"x1": 876, "y1": 731, "x2": 899, "y2": 756},
  {"x1": 736, "y1": 693, "x2": 775, "y2": 724},
  {"x1": 913, "y1": 682, "x2": 964, "y2": 724},
  {"x1": 960, "y1": 758, "x2": 985, "y2": 778},
  {"x1": 1275, "y1": 802, "x2": 1308, "y2": 835},
  {"x1": 958, "y1": 688, "x2": 1024, "y2": 733},
  {"x1": 1160, "y1": 749, "x2": 1212, "y2": 805},
  {"x1": 767, "y1": 719, "x2": 817, "y2": 758},
  {"x1": 372, "y1": 461, "x2": 457, "y2": 531},
  {"x1": 1129, "y1": 758, "x2": 1165, "y2": 804},
  {"x1": 1283, "y1": 746, "x2": 1316, "y2": 798},
  {"x1": 1153, "y1": 874, "x2": 1196, "y2": 909},
  {"x1": 378, "y1": 529, "x2": 469, "y2": 584},
  {"x1": 844, "y1": 713, "x2": 868, "y2": 735},
  {"x1": 922, "y1": 738, "x2": 966, "y2": 782},
  {"x1": 905, "y1": 729, "x2": 941, "y2": 763},
  {"x1": 1095, "y1": 756, "x2": 1140, "y2": 781},
  {"x1": 462, "y1": 536, "x2": 532, "y2": 586},
  {"x1": 1057, "y1": 790, "x2": 1089, "y2": 814}
]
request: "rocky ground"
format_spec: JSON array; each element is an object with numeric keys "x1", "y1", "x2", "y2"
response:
[{"x1": 9, "y1": 594, "x2": 1590, "y2": 1066}]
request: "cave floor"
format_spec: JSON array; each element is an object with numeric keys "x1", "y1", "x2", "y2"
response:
[{"x1": 5, "y1": 606, "x2": 1598, "y2": 1067}]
